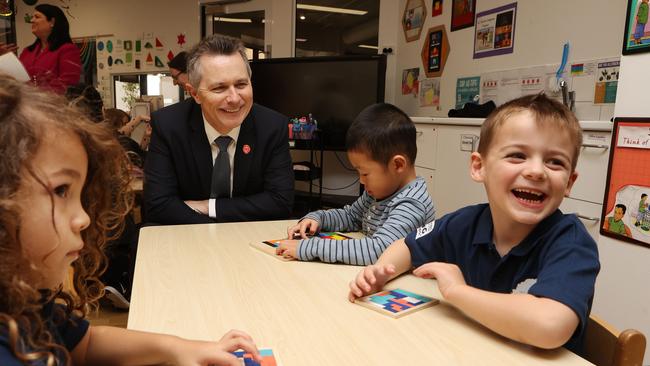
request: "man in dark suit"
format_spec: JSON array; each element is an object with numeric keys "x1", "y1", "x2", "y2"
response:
[{"x1": 144, "y1": 35, "x2": 294, "y2": 225}]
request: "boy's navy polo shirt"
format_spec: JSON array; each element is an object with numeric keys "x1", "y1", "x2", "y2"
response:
[{"x1": 405, "y1": 203, "x2": 600, "y2": 354}]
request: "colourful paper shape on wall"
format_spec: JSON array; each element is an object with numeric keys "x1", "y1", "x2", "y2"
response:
[
  {"x1": 107, "y1": 56, "x2": 113, "y2": 67},
  {"x1": 115, "y1": 59, "x2": 124, "y2": 65},
  {"x1": 106, "y1": 40, "x2": 113, "y2": 53},
  {"x1": 167, "y1": 50, "x2": 174, "y2": 61},
  {"x1": 135, "y1": 60, "x2": 141, "y2": 69},
  {"x1": 155, "y1": 38, "x2": 163, "y2": 48},
  {"x1": 432, "y1": 0, "x2": 443, "y2": 16},
  {"x1": 125, "y1": 53, "x2": 132, "y2": 63},
  {"x1": 135, "y1": 40, "x2": 141, "y2": 52},
  {"x1": 146, "y1": 53, "x2": 153, "y2": 63},
  {"x1": 144, "y1": 42, "x2": 153, "y2": 49},
  {"x1": 97, "y1": 41, "x2": 104, "y2": 51},
  {"x1": 177, "y1": 33, "x2": 186, "y2": 46},
  {"x1": 155, "y1": 56, "x2": 164, "y2": 67},
  {"x1": 24, "y1": 0, "x2": 38, "y2": 6},
  {"x1": 124, "y1": 40, "x2": 132, "y2": 51}
]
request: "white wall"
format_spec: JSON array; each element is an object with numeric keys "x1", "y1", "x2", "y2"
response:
[{"x1": 391, "y1": 0, "x2": 626, "y2": 120}]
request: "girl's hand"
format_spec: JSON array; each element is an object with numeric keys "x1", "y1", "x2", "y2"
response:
[
  {"x1": 172, "y1": 330, "x2": 261, "y2": 366},
  {"x1": 413, "y1": 262, "x2": 466, "y2": 299}
]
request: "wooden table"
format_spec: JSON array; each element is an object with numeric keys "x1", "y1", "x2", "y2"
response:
[{"x1": 128, "y1": 220, "x2": 592, "y2": 365}]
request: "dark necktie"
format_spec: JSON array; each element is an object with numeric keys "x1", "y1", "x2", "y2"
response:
[{"x1": 210, "y1": 136, "x2": 232, "y2": 199}]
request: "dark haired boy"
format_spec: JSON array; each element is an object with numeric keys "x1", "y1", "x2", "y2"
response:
[
  {"x1": 349, "y1": 94, "x2": 600, "y2": 355},
  {"x1": 277, "y1": 103, "x2": 435, "y2": 265},
  {"x1": 604, "y1": 203, "x2": 632, "y2": 237}
]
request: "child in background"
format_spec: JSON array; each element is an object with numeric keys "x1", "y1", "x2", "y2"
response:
[
  {"x1": 276, "y1": 103, "x2": 435, "y2": 265},
  {"x1": 0, "y1": 75, "x2": 260, "y2": 365},
  {"x1": 104, "y1": 107, "x2": 149, "y2": 165},
  {"x1": 635, "y1": 193, "x2": 647, "y2": 227},
  {"x1": 349, "y1": 94, "x2": 599, "y2": 355}
]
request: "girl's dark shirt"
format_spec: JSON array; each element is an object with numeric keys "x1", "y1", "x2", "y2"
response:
[{"x1": 0, "y1": 300, "x2": 89, "y2": 365}]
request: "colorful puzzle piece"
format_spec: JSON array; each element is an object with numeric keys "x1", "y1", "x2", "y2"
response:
[
  {"x1": 355, "y1": 288, "x2": 439, "y2": 318},
  {"x1": 252, "y1": 232, "x2": 354, "y2": 262},
  {"x1": 317, "y1": 231, "x2": 352, "y2": 240},
  {"x1": 232, "y1": 349, "x2": 278, "y2": 366}
]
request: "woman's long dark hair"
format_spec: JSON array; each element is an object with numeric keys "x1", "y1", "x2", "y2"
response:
[{"x1": 26, "y1": 4, "x2": 72, "y2": 52}]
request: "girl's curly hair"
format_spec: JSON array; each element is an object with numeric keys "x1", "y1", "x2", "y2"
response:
[{"x1": 0, "y1": 74, "x2": 133, "y2": 365}]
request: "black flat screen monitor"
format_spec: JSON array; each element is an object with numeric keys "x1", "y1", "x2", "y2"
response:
[{"x1": 250, "y1": 55, "x2": 386, "y2": 150}]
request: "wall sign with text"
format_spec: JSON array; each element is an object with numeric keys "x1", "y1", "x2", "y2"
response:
[{"x1": 601, "y1": 117, "x2": 650, "y2": 248}]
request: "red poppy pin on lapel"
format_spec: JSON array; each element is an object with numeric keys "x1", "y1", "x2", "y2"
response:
[{"x1": 243, "y1": 144, "x2": 251, "y2": 154}]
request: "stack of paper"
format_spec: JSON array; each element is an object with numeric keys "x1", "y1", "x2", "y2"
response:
[{"x1": 0, "y1": 52, "x2": 29, "y2": 82}]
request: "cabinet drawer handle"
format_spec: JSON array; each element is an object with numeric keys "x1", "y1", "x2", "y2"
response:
[
  {"x1": 581, "y1": 143, "x2": 609, "y2": 150},
  {"x1": 576, "y1": 214, "x2": 600, "y2": 222}
]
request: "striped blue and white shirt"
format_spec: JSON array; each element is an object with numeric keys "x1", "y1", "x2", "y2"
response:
[{"x1": 297, "y1": 176, "x2": 435, "y2": 265}]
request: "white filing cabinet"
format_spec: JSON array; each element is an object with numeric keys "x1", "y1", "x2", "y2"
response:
[
  {"x1": 412, "y1": 118, "x2": 612, "y2": 241},
  {"x1": 432, "y1": 125, "x2": 487, "y2": 217},
  {"x1": 414, "y1": 124, "x2": 437, "y2": 170}
]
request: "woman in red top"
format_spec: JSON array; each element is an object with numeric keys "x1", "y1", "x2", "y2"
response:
[{"x1": 18, "y1": 4, "x2": 81, "y2": 93}]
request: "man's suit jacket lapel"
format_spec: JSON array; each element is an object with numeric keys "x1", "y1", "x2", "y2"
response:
[
  {"x1": 188, "y1": 102, "x2": 213, "y2": 195},
  {"x1": 233, "y1": 107, "x2": 257, "y2": 195}
]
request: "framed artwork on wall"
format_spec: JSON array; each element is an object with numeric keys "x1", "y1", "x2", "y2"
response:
[
  {"x1": 403, "y1": 0, "x2": 427, "y2": 42},
  {"x1": 420, "y1": 25, "x2": 449, "y2": 78},
  {"x1": 432, "y1": 0, "x2": 443, "y2": 17},
  {"x1": 473, "y1": 2, "x2": 517, "y2": 59},
  {"x1": 450, "y1": 0, "x2": 475, "y2": 31},
  {"x1": 622, "y1": 0, "x2": 650, "y2": 55},
  {"x1": 600, "y1": 117, "x2": 650, "y2": 248}
]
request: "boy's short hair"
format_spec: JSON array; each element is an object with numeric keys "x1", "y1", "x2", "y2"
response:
[
  {"x1": 346, "y1": 103, "x2": 417, "y2": 165},
  {"x1": 616, "y1": 203, "x2": 627, "y2": 214},
  {"x1": 642, "y1": 194, "x2": 648, "y2": 199},
  {"x1": 477, "y1": 93, "x2": 583, "y2": 171}
]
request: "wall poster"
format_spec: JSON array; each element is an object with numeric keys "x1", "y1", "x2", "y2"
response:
[
  {"x1": 601, "y1": 118, "x2": 650, "y2": 248},
  {"x1": 473, "y1": 2, "x2": 517, "y2": 59},
  {"x1": 451, "y1": 0, "x2": 475, "y2": 31}
]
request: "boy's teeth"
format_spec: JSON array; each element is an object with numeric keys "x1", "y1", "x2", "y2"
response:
[
  {"x1": 512, "y1": 189, "x2": 545, "y2": 201},
  {"x1": 514, "y1": 189, "x2": 542, "y2": 196}
]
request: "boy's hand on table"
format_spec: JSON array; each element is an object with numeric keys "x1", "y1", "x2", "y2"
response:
[
  {"x1": 348, "y1": 264, "x2": 396, "y2": 302},
  {"x1": 413, "y1": 262, "x2": 466, "y2": 299},
  {"x1": 276, "y1": 239, "x2": 299, "y2": 259},
  {"x1": 287, "y1": 218, "x2": 319, "y2": 239}
]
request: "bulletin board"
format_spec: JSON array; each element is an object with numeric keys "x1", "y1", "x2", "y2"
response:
[{"x1": 600, "y1": 117, "x2": 650, "y2": 248}]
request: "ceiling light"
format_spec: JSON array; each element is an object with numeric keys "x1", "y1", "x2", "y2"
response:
[
  {"x1": 358, "y1": 44, "x2": 378, "y2": 50},
  {"x1": 214, "y1": 17, "x2": 252, "y2": 23},
  {"x1": 296, "y1": 38, "x2": 308, "y2": 42},
  {"x1": 296, "y1": 4, "x2": 367, "y2": 15},
  {"x1": 299, "y1": 15, "x2": 306, "y2": 20}
]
